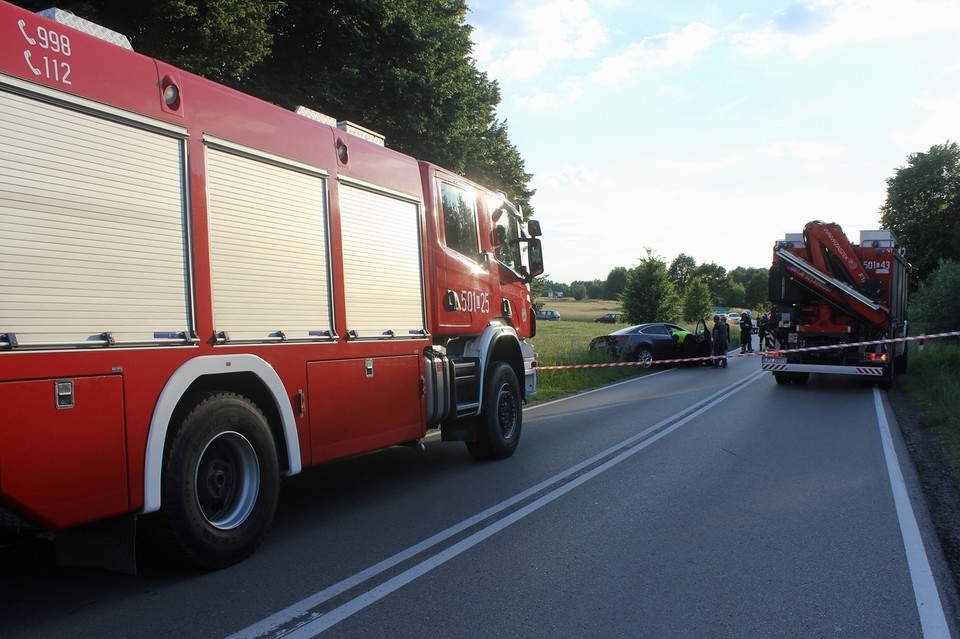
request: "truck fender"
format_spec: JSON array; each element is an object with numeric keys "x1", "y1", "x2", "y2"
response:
[
  {"x1": 463, "y1": 323, "x2": 524, "y2": 414},
  {"x1": 141, "y1": 354, "x2": 302, "y2": 514}
]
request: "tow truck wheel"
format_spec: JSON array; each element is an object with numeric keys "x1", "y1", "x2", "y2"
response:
[
  {"x1": 466, "y1": 362, "x2": 522, "y2": 460},
  {"x1": 159, "y1": 392, "x2": 280, "y2": 569},
  {"x1": 894, "y1": 347, "x2": 908, "y2": 375},
  {"x1": 880, "y1": 364, "x2": 895, "y2": 389},
  {"x1": 774, "y1": 372, "x2": 809, "y2": 385}
]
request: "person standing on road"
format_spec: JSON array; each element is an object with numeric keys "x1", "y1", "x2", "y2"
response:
[
  {"x1": 712, "y1": 314, "x2": 728, "y2": 368},
  {"x1": 740, "y1": 310, "x2": 753, "y2": 353},
  {"x1": 757, "y1": 313, "x2": 769, "y2": 351}
]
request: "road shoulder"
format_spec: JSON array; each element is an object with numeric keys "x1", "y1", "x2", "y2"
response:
[{"x1": 888, "y1": 383, "x2": 960, "y2": 631}]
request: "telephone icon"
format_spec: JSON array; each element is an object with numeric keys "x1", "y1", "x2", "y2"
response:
[
  {"x1": 18, "y1": 19, "x2": 37, "y2": 45},
  {"x1": 24, "y1": 50, "x2": 41, "y2": 76}
]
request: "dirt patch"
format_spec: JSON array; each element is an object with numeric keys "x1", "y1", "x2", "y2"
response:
[{"x1": 887, "y1": 384, "x2": 960, "y2": 594}]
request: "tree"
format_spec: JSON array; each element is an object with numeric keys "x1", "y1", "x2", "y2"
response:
[
  {"x1": 682, "y1": 277, "x2": 713, "y2": 323},
  {"x1": 620, "y1": 250, "x2": 678, "y2": 324},
  {"x1": 744, "y1": 271, "x2": 769, "y2": 311},
  {"x1": 536, "y1": 277, "x2": 568, "y2": 298},
  {"x1": 529, "y1": 276, "x2": 548, "y2": 306},
  {"x1": 569, "y1": 282, "x2": 587, "y2": 301},
  {"x1": 723, "y1": 281, "x2": 746, "y2": 308},
  {"x1": 241, "y1": 0, "x2": 535, "y2": 212},
  {"x1": 602, "y1": 267, "x2": 628, "y2": 300},
  {"x1": 909, "y1": 259, "x2": 960, "y2": 334},
  {"x1": 693, "y1": 262, "x2": 728, "y2": 305},
  {"x1": 668, "y1": 254, "x2": 697, "y2": 296},
  {"x1": 14, "y1": 0, "x2": 281, "y2": 83},
  {"x1": 880, "y1": 141, "x2": 960, "y2": 282}
]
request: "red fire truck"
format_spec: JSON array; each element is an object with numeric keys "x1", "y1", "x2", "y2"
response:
[
  {"x1": 0, "y1": 3, "x2": 544, "y2": 570},
  {"x1": 763, "y1": 221, "x2": 909, "y2": 388}
]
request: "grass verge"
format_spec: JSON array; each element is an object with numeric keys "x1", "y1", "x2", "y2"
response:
[
  {"x1": 528, "y1": 320, "x2": 645, "y2": 402},
  {"x1": 899, "y1": 340, "x2": 960, "y2": 480}
]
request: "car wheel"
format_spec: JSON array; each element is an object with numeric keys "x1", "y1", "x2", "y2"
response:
[{"x1": 635, "y1": 346, "x2": 653, "y2": 368}]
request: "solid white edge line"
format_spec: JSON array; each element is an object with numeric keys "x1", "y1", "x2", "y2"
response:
[{"x1": 873, "y1": 388, "x2": 950, "y2": 637}]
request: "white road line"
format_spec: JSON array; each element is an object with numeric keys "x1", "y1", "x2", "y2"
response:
[
  {"x1": 228, "y1": 369, "x2": 766, "y2": 638},
  {"x1": 873, "y1": 388, "x2": 951, "y2": 638}
]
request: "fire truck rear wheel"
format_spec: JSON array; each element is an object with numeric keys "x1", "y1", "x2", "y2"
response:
[
  {"x1": 466, "y1": 362, "x2": 522, "y2": 460},
  {"x1": 160, "y1": 392, "x2": 280, "y2": 569}
]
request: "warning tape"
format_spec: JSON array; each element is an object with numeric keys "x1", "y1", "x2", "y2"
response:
[{"x1": 535, "y1": 330, "x2": 960, "y2": 371}]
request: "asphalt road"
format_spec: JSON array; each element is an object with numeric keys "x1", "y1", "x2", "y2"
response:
[{"x1": 2, "y1": 347, "x2": 958, "y2": 638}]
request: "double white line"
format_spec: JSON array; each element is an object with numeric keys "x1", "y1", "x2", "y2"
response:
[{"x1": 227, "y1": 370, "x2": 767, "y2": 639}]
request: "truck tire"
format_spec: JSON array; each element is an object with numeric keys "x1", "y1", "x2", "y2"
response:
[
  {"x1": 894, "y1": 346, "x2": 908, "y2": 375},
  {"x1": 880, "y1": 364, "x2": 895, "y2": 389},
  {"x1": 159, "y1": 392, "x2": 280, "y2": 569},
  {"x1": 774, "y1": 372, "x2": 809, "y2": 385},
  {"x1": 466, "y1": 362, "x2": 522, "y2": 460}
]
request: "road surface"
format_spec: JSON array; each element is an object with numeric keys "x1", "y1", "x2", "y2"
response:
[{"x1": 1, "y1": 348, "x2": 957, "y2": 638}]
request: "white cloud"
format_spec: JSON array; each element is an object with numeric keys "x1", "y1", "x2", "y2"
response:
[
  {"x1": 588, "y1": 23, "x2": 718, "y2": 86},
  {"x1": 473, "y1": 0, "x2": 608, "y2": 82},
  {"x1": 891, "y1": 93, "x2": 960, "y2": 151},
  {"x1": 754, "y1": 140, "x2": 848, "y2": 161},
  {"x1": 730, "y1": 0, "x2": 960, "y2": 59},
  {"x1": 516, "y1": 91, "x2": 561, "y2": 111}
]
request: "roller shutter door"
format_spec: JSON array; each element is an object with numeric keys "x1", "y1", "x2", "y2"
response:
[
  {"x1": 206, "y1": 143, "x2": 332, "y2": 342},
  {"x1": 339, "y1": 182, "x2": 425, "y2": 339},
  {"x1": 0, "y1": 86, "x2": 189, "y2": 347}
]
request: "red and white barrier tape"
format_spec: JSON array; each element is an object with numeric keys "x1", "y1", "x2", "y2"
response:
[{"x1": 535, "y1": 329, "x2": 960, "y2": 371}]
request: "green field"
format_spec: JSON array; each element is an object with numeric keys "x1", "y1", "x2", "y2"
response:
[
  {"x1": 528, "y1": 316, "x2": 642, "y2": 401},
  {"x1": 528, "y1": 298, "x2": 740, "y2": 402},
  {"x1": 535, "y1": 298, "x2": 623, "y2": 322}
]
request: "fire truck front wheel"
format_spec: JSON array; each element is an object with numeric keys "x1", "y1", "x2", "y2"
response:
[
  {"x1": 466, "y1": 362, "x2": 522, "y2": 460},
  {"x1": 159, "y1": 392, "x2": 280, "y2": 569}
]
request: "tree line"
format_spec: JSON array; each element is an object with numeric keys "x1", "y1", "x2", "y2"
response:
[
  {"x1": 535, "y1": 259, "x2": 767, "y2": 315},
  {"x1": 539, "y1": 140, "x2": 960, "y2": 329}
]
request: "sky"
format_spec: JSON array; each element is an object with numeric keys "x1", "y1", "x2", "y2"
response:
[{"x1": 465, "y1": 0, "x2": 960, "y2": 284}]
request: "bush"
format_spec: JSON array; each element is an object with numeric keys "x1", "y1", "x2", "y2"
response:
[{"x1": 911, "y1": 260, "x2": 960, "y2": 334}]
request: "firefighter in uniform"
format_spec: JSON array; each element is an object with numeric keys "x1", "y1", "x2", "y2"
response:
[
  {"x1": 711, "y1": 315, "x2": 728, "y2": 368},
  {"x1": 740, "y1": 309, "x2": 753, "y2": 353}
]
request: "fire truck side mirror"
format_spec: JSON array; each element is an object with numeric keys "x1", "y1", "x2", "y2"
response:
[
  {"x1": 491, "y1": 226, "x2": 506, "y2": 247},
  {"x1": 527, "y1": 219, "x2": 542, "y2": 237}
]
